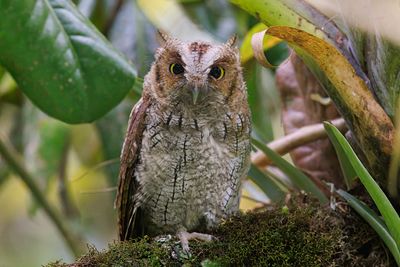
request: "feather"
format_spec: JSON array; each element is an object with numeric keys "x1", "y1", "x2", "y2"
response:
[{"x1": 116, "y1": 96, "x2": 151, "y2": 240}]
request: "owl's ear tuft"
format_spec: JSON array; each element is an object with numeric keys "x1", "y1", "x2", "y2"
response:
[
  {"x1": 157, "y1": 30, "x2": 171, "y2": 46},
  {"x1": 226, "y1": 35, "x2": 238, "y2": 48}
]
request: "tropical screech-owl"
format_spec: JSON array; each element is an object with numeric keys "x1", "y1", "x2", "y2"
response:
[{"x1": 116, "y1": 32, "x2": 251, "y2": 251}]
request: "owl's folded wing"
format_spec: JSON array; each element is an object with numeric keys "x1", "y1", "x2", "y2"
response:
[{"x1": 115, "y1": 96, "x2": 150, "y2": 240}]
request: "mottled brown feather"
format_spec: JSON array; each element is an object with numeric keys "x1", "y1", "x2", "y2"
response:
[{"x1": 116, "y1": 95, "x2": 151, "y2": 240}]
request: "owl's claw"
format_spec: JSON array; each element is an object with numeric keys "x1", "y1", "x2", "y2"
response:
[{"x1": 177, "y1": 230, "x2": 216, "y2": 253}]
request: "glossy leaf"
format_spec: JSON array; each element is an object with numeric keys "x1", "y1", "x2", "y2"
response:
[
  {"x1": 0, "y1": 0, "x2": 136, "y2": 123},
  {"x1": 337, "y1": 190, "x2": 400, "y2": 265},
  {"x1": 252, "y1": 138, "x2": 329, "y2": 204},
  {"x1": 248, "y1": 164, "x2": 285, "y2": 202},
  {"x1": 325, "y1": 122, "x2": 400, "y2": 249}
]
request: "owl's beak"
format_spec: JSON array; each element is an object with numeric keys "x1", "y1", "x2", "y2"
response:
[
  {"x1": 192, "y1": 86, "x2": 200, "y2": 105},
  {"x1": 187, "y1": 75, "x2": 207, "y2": 104}
]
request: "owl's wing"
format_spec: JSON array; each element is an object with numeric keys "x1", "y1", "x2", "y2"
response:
[{"x1": 115, "y1": 96, "x2": 150, "y2": 240}]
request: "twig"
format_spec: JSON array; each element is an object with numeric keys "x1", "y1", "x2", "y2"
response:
[
  {"x1": 0, "y1": 135, "x2": 84, "y2": 257},
  {"x1": 79, "y1": 186, "x2": 117, "y2": 194},
  {"x1": 252, "y1": 118, "x2": 347, "y2": 167},
  {"x1": 71, "y1": 158, "x2": 119, "y2": 183},
  {"x1": 58, "y1": 136, "x2": 79, "y2": 218}
]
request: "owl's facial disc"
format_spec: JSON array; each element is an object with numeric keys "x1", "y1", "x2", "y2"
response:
[{"x1": 152, "y1": 39, "x2": 240, "y2": 106}]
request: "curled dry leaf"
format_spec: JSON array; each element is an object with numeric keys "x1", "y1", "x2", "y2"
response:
[{"x1": 241, "y1": 23, "x2": 281, "y2": 64}]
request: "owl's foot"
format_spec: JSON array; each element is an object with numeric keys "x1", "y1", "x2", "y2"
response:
[{"x1": 177, "y1": 230, "x2": 216, "y2": 253}]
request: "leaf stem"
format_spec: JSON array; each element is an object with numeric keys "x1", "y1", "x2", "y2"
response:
[{"x1": 0, "y1": 135, "x2": 83, "y2": 257}]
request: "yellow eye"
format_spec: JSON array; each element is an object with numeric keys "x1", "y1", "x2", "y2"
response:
[
  {"x1": 169, "y1": 63, "x2": 184, "y2": 75},
  {"x1": 209, "y1": 66, "x2": 224, "y2": 80}
]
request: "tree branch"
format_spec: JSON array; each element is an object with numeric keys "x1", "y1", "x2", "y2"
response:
[{"x1": 252, "y1": 118, "x2": 347, "y2": 167}]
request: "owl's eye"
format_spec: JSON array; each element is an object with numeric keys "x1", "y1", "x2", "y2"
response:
[
  {"x1": 170, "y1": 63, "x2": 184, "y2": 75},
  {"x1": 209, "y1": 66, "x2": 224, "y2": 80}
]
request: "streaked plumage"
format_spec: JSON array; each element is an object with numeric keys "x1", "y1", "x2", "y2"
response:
[{"x1": 116, "y1": 33, "x2": 251, "y2": 244}]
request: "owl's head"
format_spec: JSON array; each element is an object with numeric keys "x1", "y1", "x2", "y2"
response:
[{"x1": 145, "y1": 32, "x2": 244, "y2": 107}]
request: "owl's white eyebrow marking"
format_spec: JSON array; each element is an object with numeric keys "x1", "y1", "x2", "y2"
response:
[{"x1": 180, "y1": 42, "x2": 226, "y2": 74}]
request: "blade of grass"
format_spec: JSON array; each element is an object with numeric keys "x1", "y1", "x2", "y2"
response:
[
  {"x1": 337, "y1": 189, "x2": 400, "y2": 265},
  {"x1": 248, "y1": 164, "x2": 286, "y2": 202},
  {"x1": 323, "y1": 124, "x2": 356, "y2": 190},
  {"x1": 252, "y1": 138, "x2": 328, "y2": 204},
  {"x1": 324, "y1": 122, "x2": 400, "y2": 249}
]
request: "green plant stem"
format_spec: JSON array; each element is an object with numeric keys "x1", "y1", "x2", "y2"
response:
[{"x1": 0, "y1": 135, "x2": 83, "y2": 257}]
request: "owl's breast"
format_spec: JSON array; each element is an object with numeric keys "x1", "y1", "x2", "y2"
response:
[{"x1": 135, "y1": 106, "x2": 250, "y2": 234}]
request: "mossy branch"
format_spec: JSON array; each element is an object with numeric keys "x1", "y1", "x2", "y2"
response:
[
  {"x1": 0, "y1": 134, "x2": 84, "y2": 257},
  {"x1": 47, "y1": 196, "x2": 395, "y2": 266}
]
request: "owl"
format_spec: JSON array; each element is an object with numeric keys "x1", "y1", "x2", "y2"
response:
[{"x1": 115, "y1": 32, "x2": 251, "y2": 251}]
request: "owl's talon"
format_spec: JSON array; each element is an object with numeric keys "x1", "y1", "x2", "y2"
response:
[{"x1": 177, "y1": 230, "x2": 216, "y2": 253}]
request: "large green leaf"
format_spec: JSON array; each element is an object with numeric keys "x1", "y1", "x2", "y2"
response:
[
  {"x1": 0, "y1": 0, "x2": 136, "y2": 123},
  {"x1": 325, "y1": 122, "x2": 400, "y2": 250}
]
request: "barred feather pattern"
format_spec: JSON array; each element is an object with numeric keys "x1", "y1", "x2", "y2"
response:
[{"x1": 134, "y1": 99, "x2": 251, "y2": 235}]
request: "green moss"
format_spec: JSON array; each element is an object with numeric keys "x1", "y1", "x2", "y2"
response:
[
  {"x1": 47, "y1": 196, "x2": 395, "y2": 267},
  {"x1": 195, "y1": 209, "x2": 339, "y2": 266},
  {"x1": 46, "y1": 237, "x2": 177, "y2": 267}
]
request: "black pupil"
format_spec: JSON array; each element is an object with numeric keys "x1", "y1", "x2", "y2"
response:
[
  {"x1": 210, "y1": 66, "x2": 221, "y2": 79},
  {"x1": 172, "y1": 63, "x2": 184, "y2": 74}
]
